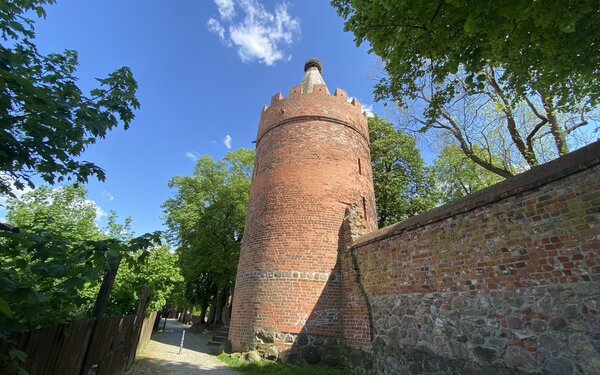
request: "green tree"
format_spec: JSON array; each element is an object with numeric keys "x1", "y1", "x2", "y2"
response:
[
  {"x1": 6, "y1": 185, "x2": 102, "y2": 241},
  {"x1": 163, "y1": 148, "x2": 254, "y2": 323},
  {"x1": 0, "y1": 185, "x2": 161, "y2": 335},
  {"x1": 369, "y1": 116, "x2": 435, "y2": 227},
  {"x1": 1, "y1": 0, "x2": 139, "y2": 198},
  {"x1": 433, "y1": 144, "x2": 503, "y2": 203},
  {"x1": 333, "y1": 0, "x2": 599, "y2": 178},
  {"x1": 395, "y1": 67, "x2": 597, "y2": 178},
  {"x1": 107, "y1": 245, "x2": 182, "y2": 316},
  {"x1": 333, "y1": 0, "x2": 599, "y2": 112}
]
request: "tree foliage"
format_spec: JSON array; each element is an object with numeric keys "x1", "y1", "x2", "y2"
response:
[
  {"x1": 333, "y1": 0, "x2": 600, "y2": 112},
  {"x1": 0, "y1": 185, "x2": 162, "y2": 336},
  {"x1": 369, "y1": 116, "x2": 435, "y2": 227},
  {"x1": 334, "y1": 0, "x2": 599, "y2": 178},
  {"x1": 163, "y1": 149, "x2": 254, "y2": 315},
  {"x1": 6, "y1": 185, "x2": 102, "y2": 241},
  {"x1": 0, "y1": 0, "x2": 139, "y2": 197},
  {"x1": 107, "y1": 245, "x2": 182, "y2": 316},
  {"x1": 396, "y1": 67, "x2": 598, "y2": 178},
  {"x1": 433, "y1": 144, "x2": 503, "y2": 203}
]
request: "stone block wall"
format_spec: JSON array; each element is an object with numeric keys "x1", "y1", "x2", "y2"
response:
[{"x1": 343, "y1": 141, "x2": 600, "y2": 374}]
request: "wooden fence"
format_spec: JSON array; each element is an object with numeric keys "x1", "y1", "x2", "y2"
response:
[
  {"x1": 0, "y1": 312, "x2": 157, "y2": 375},
  {"x1": 135, "y1": 311, "x2": 157, "y2": 357}
]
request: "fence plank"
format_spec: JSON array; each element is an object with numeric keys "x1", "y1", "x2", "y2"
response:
[
  {"x1": 2, "y1": 293, "x2": 150, "y2": 374},
  {"x1": 81, "y1": 315, "x2": 119, "y2": 375},
  {"x1": 49, "y1": 319, "x2": 95, "y2": 375},
  {"x1": 107, "y1": 316, "x2": 136, "y2": 374},
  {"x1": 22, "y1": 325, "x2": 63, "y2": 375}
]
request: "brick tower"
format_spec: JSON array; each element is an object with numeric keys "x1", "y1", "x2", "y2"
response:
[{"x1": 229, "y1": 59, "x2": 377, "y2": 353}]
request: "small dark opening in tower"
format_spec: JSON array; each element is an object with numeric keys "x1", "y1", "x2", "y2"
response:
[
  {"x1": 362, "y1": 196, "x2": 367, "y2": 220},
  {"x1": 358, "y1": 158, "x2": 362, "y2": 175}
]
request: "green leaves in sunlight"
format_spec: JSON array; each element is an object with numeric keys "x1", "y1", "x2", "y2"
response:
[
  {"x1": 0, "y1": 185, "x2": 163, "y2": 336},
  {"x1": 332, "y1": 0, "x2": 600, "y2": 112},
  {"x1": 0, "y1": 0, "x2": 139, "y2": 198},
  {"x1": 369, "y1": 116, "x2": 436, "y2": 227},
  {"x1": 163, "y1": 148, "x2": 254, "y2": 307}
]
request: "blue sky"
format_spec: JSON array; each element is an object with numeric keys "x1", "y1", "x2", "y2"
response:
[{"x1": 23, "y1": 0, "x2": 390, "y2": 235}]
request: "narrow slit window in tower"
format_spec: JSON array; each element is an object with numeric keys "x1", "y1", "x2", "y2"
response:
[
  {"x1": 362, "y1": 196, "x2": 367, "y2": 220},
  {"x1": 358, "y1": 158, "x2": 362, "y2": 175}
]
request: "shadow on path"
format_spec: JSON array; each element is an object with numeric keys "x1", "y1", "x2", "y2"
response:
[{"x1": 127, "y1": 319, "x2": 235, "y2": 375}]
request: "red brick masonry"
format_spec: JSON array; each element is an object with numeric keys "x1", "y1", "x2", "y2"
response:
[{"x1": 229, "y1": 83, "x2": 377, "y2": 351}]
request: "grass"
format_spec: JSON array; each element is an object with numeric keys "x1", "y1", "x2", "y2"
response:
[{"x1": 218, "y1": 353, "x2": 356, "y2": 375}]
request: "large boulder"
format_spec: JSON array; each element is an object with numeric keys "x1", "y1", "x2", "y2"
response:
[
  {"x1": 243, "y1": 350, "x2": 262, "y2": 363},
  {"x1": 263, "y1": 346, "x2": 279, "y2": 361}
]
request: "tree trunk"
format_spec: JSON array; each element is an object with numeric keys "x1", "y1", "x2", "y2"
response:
[
  {"x1": 207, "y1": 301, "x2": 217, "y2": 325},
  {"x1": 91, "y1": 254, "x2": 122, "y2": 318},
  {"x1": 199, "y1": 306, "x2": 207, "y2": 325},
  {"x1": 486, "y1": 71, "x2": 538, "y2": 167},
  {"x1": 221, "y1": 289, "x2": 232, "y2": 327},
  {"x1": 214, "y1": 288, "x2": 227, "y2": 326},
  {"x1": 541, "y1": 94, "x2": 569, "y2": 155}
]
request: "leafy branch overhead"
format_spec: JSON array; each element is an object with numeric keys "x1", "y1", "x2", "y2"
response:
[
  {"x1": 334, "y1": 0, "x2": 599, "y2": 178},
  {"x1": 333, "y1": 0, "x2": 600, "y2": 111},
  {"x1": 0, "y1": 0, "x2": 139, "y2": 197}
]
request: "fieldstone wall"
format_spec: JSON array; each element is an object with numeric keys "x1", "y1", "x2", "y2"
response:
[
  {"x1": 370, "y1": 283, "x2": 600, "y2": 374},
  {"x1": 344, "y1": 141, "x2": 600, "y2": 374}
]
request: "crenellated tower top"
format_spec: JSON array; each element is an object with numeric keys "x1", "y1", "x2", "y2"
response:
[{"x1": 257, "y1": 58, "x2": 368, "y2": 148}]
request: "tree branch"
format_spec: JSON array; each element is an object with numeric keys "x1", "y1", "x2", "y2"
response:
[
  {"x1": 525, "y1": 118, "x2": 548, "y2": 159},
  {"x1": 430, "y1": 1, "x2": 444, "y2": 23},
  {"x1": 524, "y1": 97, "x2": 547, "y2": 122},
  {"x1": 486, "y1": 68, "x2": 538, "y2": 167},
  {"x1": 439, "y1": 108, "x2": 514, "y2": 178},
  {"x1": 540, "y1": 92, "x2": 569, "y2": 155}
]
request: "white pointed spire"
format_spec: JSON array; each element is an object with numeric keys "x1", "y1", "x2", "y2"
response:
[{"x1": 301, "y1": 58, "x2": 329, "y2": 94}]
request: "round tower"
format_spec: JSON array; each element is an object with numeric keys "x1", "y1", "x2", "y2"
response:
[{"x1": 229, "y1": 59, "x2": 377, "y2": 352}]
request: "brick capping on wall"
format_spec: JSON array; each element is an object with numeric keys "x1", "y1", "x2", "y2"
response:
[{"x1": 354, "y1": 139, "x2": 600, "y2": 249}]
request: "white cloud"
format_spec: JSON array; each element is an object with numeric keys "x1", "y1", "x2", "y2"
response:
[
  {"x1": 214, "y1": 0, "x2": 236, "y2": 19},
  {"x1": 185, "y1": 151, "x2": 200, "y2": 162},
  {"x1": 223, "y1": 134, "x2": 232, "y2": 149},
  {"x1": 362, "y1": 103, "x2": 375, "y2": 118},
  {"x1": 207, "y1": 0, "x2": 300, "y2": 66},
  {"x1": 348, "y1": 97, "x2": 375, "y2": 118},
  {"x1": 101, "y1": 190, "x2": 114, "y2": 201},
  {"x1": 87, "y1": 199, "x2": 107, "y2": 223},
  {"x1": 207, "y1": 18, "x2": 226, "y2": 42}
]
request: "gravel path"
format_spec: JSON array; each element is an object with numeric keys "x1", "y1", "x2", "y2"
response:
[{"x1": 127, "y1": 319, "x2": 237, "y2": 375}]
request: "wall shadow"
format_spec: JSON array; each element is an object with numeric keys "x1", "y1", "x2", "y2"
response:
[{"x1": 276, "y1": 208, "x2": 374, "y2": 368}]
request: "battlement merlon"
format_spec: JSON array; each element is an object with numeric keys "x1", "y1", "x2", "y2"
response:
[
  {"x1": 257, "y1": 89, "x2": 369, "y2": 147},
  {"x1": 262, "y1": 86, "x2": 363, "y2": 112}
]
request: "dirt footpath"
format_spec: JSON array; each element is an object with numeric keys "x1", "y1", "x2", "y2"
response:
[{"x1": 127, "y1": 319, "x2": 236, "y2": 375}]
